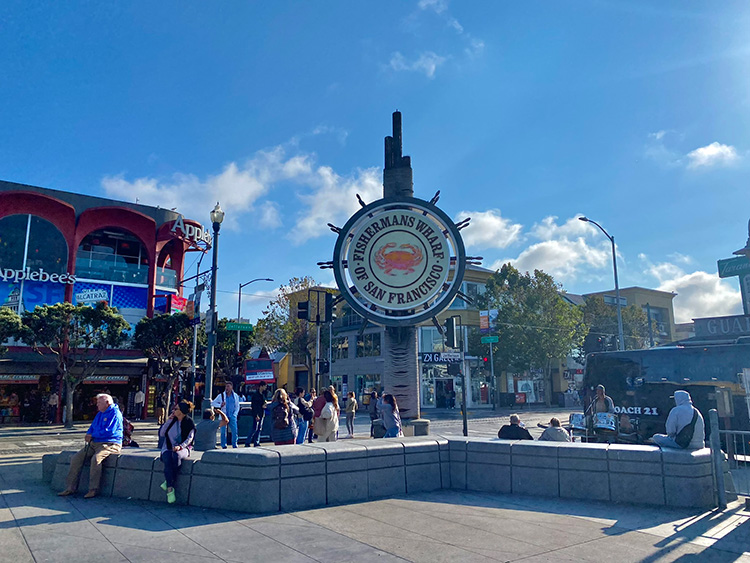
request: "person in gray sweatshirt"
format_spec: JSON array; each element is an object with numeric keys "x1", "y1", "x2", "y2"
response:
[{"x1": 651, "y1": 390, "x2": 705, "y2": 449}]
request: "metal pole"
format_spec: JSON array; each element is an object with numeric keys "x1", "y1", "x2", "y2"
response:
[
  {"x1": 709, "y1": 409, "x2": 727, "y2": 509},
  {"x1": 236, "y1": 283, "x2": 242, "y2": 354},
  {"x1": 646, "y1": 302, "x2": 654, "y2": 348},
  {"x1": 457, "y1": 317, "x2": 468, "y2": 437},
  {"x1": 611, "y1": 235, "x2": 625, "y2": 351},
  {"x1": 315, "y1": 323, "x2": 321, "y2": 392},
  {"x1": 203, "y1": 221, "x2": 220, "y2": 412},
  {"x1": 489, "y1": 343, "x2": 495, "y2": 409}
]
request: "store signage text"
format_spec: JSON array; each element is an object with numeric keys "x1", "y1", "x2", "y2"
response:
[
  {"x1": 75, "y1": 289, "x2": 109, "y2": 304},
  {"x1": 613, "y1": 405, "x2": 660, "y2": 416},
  {"x1": 171, "y1": 216, "x2": 212, "y2": 245},
  {"x1": 0, "y1": 267, "x2": 76, "y2": 285},
  {"x1": 695, "y1": 315, "x2": 750, "y2": 338},
  {"x1": 422, "y1": 352, "x2": 463, "y2": 363}
]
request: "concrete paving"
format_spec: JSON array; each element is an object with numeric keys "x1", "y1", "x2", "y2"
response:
[{"x1": 1, "y1": 452, "x2": 748, "y2": 562}]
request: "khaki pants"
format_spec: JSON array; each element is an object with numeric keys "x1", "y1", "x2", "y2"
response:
[
  {"x1": 156, "y1": 408, "x2": 166, "y2": 425},
  {"x1": 65, "y1": 442, "x2": 121, "y2": 492}
]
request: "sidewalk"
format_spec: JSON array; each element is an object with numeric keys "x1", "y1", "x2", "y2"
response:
[{"x1": 1, "y1": 452, "x2": 748, "y2": 562}]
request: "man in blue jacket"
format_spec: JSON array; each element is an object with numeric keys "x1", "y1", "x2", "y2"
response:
[{"x1": 58, "y1": 393, "x2": 123, "y2": 498}]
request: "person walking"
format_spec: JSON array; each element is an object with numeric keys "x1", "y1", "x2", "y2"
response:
[
  {"x1": 269, "y1": 389, "x2": 299, "y2": 445},
  {"x1": 156, "y1": 392, "x2": 167, "y2": 425},
  {"x1": 294, "y1": 387, "x2": 313, "y2": 445},
  {"x1": 367, "y1": 391, "x2": 380, "y2": 437},
  {"x1": 344, "y1": 391, "x2": 357, "y2": 438},
  {"x1": 381, "y1": 393, "x2": 403, "y2": 438},
  {"x1": 57, "y1": 394, "x2": 123, "y2": 499},
  {"x1": 47, "y1": 391, "x2": 58, "y2": 425},
  {"x1": 193, "y1": 407, "x2": 229, "y2": 451},
  {"x1": 311, "y1": 387, "x2": 326, "y2": 441},
  {"x1": 245, "y1": 382, "x2": 268, "y2": 447},
  {"x1": 212, "y1": 381, "x2": 241, "y2": 448},
  {"x1": 133, "y1": 387, "x2": 145, "y2": 421},
  {"x1": 158, "y1": 401, "x2": 196, "y2": 504},
  {"x1": 316, "y1": 389, "x2": 339, "y2": 442}
]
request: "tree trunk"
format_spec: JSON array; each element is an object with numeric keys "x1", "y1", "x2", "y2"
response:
[
  {"x1": 545, "y1": 359, "x2": 552, "y2": 407},
  {"x1": 65, "y1": 379, "x2": 75, "y2": 429}
]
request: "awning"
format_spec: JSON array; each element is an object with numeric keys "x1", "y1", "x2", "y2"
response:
[
  {"x1": 0, "y1": 374, "x2": 40, "y2": 384},
  {"x1": 83, "y1": 375, "x2": 131, "y2": 385}
]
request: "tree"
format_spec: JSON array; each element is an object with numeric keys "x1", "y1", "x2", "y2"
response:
[
  {"x1": 475, "y1": 264, "x2": 586, "y2": 405},
  {"x1": 254, "y1": 276, "x2": 322, "y2": 385},
  {"x1": 134, "y1": 313, "x2": 192, "y2": 414},
  {"x1": 20, "y1": 302, "x2": 130, "y2": 428},
  {"x1": 579, "y1": 295, "x2": 649, "y2": 359},
  {"x1": 0, "y1": 307, "x2": 23, "y2": 356},
  {"x1": 212, "y1": 317, "x2": 255, "y2": 391}
]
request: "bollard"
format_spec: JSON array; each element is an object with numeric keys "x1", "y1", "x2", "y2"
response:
[
  {"x1": 411, "y1": 419, "x2": 430, "y2": 436},
  {"x1": 709, "y1": 409, "x2": 727, "y2": 509}
]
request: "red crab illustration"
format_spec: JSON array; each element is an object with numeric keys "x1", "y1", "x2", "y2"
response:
[{"x1": 374, "y1": 243, "x2": 423, "y2": 275}]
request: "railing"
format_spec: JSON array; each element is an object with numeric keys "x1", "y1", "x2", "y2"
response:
[
  {"x1": 75, "y1": 259, "x2": 177, "y2": 289},
  {"x1": 719, "y1": 428, "x2": 750, "y2": 498}
]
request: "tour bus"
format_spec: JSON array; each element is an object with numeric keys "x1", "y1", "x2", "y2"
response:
[{"x1": 582, "y1": 343, "x2": 750, "y2": 440}]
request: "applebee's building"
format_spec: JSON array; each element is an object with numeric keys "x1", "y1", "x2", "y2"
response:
[{"x1": 0, "y1": 180, "x2": 208, "y2": 422}]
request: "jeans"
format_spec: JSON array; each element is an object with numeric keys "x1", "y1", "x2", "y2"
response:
[
  {"x1": 651, "y1": 434, "x2": 681, "y2": 449},
  {"x1": 221, "y1": 415, "x2": 238, "y2": 448},
  {"x1": 160, "y1": 450, "x2": 179, "y2": 488},
  {"x1": 245, "y1": 415, "x2": 264, "y2": 447},
  {"x1": 346, "y1": 413, "x2": 355, "y2": 435},
  {"x1": 296, "y1": 419, "x2": 309, "y2": 444},
  {"x1": 384, "y1": 426, "x2": 401, "y2": 438}
]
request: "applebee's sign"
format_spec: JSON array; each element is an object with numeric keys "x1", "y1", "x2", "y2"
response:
[
  {"x1": 1, "y1": 267, "x2": 76, "y2": 285},
  {"x1": 332, "y1": 197, "x2": 466, "y2": 327},
  {"x1": 171, "y1": 215, "x2": 212, "y2": 245}
]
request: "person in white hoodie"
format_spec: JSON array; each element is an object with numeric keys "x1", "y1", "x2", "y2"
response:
[{"x1": 651, "y1": 390, "x2": 705, "y2": 449}]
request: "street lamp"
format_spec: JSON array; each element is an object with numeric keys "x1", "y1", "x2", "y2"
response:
[
  {"x1": 203, "y1": 202, "x2": 224, "y2": 411},
  {"x1": 579, "y1": 216, "x2": 625, "y2": 351},
  {"x1": 236, "y1": 277, "x2": 274, "y2": 354}
]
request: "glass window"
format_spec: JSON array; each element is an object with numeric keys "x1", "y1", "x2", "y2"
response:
[
  {"x1": 419, "y1": 326, "x2": 445, "y2": 353},
  {"x1": 356, "y1": 333, "x2": 381, "y2": 357},
  {"x1": 76, "y1": 228, "x2": 149, "y2": 285},
  {"x1": 332, "y1": 336, "x2": 349, "y2": 360},
  {"x1": 0, "y1": 214, "x2": 68, "y2": 273},
  {"x1": 449, "y1": 282, "x2": 485, "y2": 310}
]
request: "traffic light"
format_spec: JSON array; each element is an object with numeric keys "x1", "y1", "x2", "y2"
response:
[
  {"x1": 297, "y1": 301, "x2": 309, "y2": 320},
  {"x1": 235, "y1": 352, "x2": 245, "y2": 370},
  {"x1": 445, "y1": 317, "x2": 459, "y2": 349},
  {"x1": 482, "y1": 356, "x2": 489, "y2": 369},
  {"x1": 324, "y1": 292, "x2": 333, "y2": 323},
  {"x1": 318, "y1": 359, "x2": 330, "y2": 374}
]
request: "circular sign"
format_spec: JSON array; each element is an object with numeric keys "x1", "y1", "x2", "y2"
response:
[{"x1": 333, "y1": 197, "x2": 465, "y2": 327}]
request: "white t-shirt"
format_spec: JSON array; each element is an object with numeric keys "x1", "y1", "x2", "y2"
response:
[{"x1": 134, "y1": 391, "x2": 145, "y2": 404}]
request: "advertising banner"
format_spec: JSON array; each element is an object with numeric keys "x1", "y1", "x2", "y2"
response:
[
  {"x1": 0, "y1": 280, "x2": 67, "y2": 313},
  {"x1": 479, "y1": 309, "x2": 498, "y2": 334}
]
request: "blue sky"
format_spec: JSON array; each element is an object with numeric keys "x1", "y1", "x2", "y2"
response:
[{"x1": 2, "y1": 1, "x2": 750, "y2": 324}]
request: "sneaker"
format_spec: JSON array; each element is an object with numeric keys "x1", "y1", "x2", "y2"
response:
[
  {"x1": 167, "y1": 488, "x2": 176, "y2": 504},
  {"x1": 160, "y1": 481, "x2": 168, "y2": 491},
  {"x1": 84, "y1": 490, "x2": 98, "y2": 499},
  {"x1": 57, "y1": 489, "x2": 75, "y2": 497}
]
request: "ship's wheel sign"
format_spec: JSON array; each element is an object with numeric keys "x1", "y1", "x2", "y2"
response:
[{"x1": 321, "y1": 195, "x2": 479, "y2": 327}]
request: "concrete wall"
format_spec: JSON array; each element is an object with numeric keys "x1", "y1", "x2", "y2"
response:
[{"x1": 45, "y1": 436, "x2": 715, "y2": 513}]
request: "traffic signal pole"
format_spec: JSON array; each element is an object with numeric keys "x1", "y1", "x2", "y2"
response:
[{"x1": 489, "y1": 343, "x2": 495, "y2": 410}]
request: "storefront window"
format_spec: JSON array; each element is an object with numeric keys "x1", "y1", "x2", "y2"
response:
[
  {"x1": 0, "y1": 215, "x2": 30, "y2": 270},
  {"x1": 355, "y1": 374, "x2": 381, "y2": 405},
  {"x1": 332, "y1": 336, "x2": 349, "y2": 360},
  {"x1": 419, "y1": 326, "x2": 444, "y2": 353},
  {"x1": 0, "y1": 214, "x2": 68, "y2": 273},
  {"x1": 356, "y1": 333, "x2": 381, "y2": 357}
]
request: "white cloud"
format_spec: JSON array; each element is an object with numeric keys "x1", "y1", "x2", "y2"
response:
[
  {"x1": 258, "y1": 202, "x2": 282, "y2": 229},
  {"x1": 455, "y1": 209, "x2": 522, "y2": 250},
  {"x1": 642, "y1": 256, "x2": 742, "y2": 323},
  {"x1": 389, "y1": 51, "x2": 446, "y2": 78},
  {"x1": 418, "y1": 0, "x2": 448, "y2": 14},
  {"x1": 293, "y1": 166, "x2": 383, "y2": 244},
  {"x1": 491, "y1": 215, "x2": 611, "y2": 282},
  {"x1": 686, "y1": 142, "x2": 739, "y2": 169}
]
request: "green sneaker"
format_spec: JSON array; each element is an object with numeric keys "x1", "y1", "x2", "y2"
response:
[
  {"x1": 167, "y1": 488, "x2": 176, "y2": 504},
  {"x1": 160, "y1": 481, "x2": 168, "y2": 491}
]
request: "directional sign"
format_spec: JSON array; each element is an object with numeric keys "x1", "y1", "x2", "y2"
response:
[
  {"x1": 227, "y1": 322, "x2": 253, "y2": 331},
  {"x1": 718, "y1": 256, "x2": 750, "y2": 278},
  {"x1": 481, "y1": 336, "x2": 499, "y2": 344}
]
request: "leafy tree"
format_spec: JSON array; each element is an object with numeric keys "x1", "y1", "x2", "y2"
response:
[
  {"x1": 0, "y1": 306, "x2": 23, "y2": 356},
  {"x1": 579, "y1": 295, "x2": 649, "y2": 358},
  {"x1": 255, "y1": 276, "x2": 327, "y2": 385},
  {"x1": 212, "y1": 317, "x2": 255, "y2": 391},
  {"x1": 474, "y1": 263, "x2": 586, "y2": 405},
  {"x1": 20, "y1": 302, "x2": 130, "y2": 428},
  {"x1": 134, "y1": 313, "x2": 192, "y2": 413}
]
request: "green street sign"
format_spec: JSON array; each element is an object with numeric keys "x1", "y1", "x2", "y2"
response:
[
  {"x1": 481, "y1": 336, "x2": 499, "y2": 344},
  {"x1": 718, "y1": 256, "x2": 750, "y2": 279},
  {"x1": 227, "y1": 322, "x2": 253, "y2": 331}
]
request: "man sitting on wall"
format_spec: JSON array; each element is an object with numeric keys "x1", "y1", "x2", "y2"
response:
[
  {"x1": 58, "y1": 393, "x2": 123, "y2": 498},
  {"x1": 497, "y1": 414, "x2": 534, "y2": 440},
  {"x1": 650, "y1": 390, "x2": 705, "y2": 450}
]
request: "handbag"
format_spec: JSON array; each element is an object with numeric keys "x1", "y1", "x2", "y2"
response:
[{"x1": 674, "y1": 408, "x2": 699, "y2": 449}]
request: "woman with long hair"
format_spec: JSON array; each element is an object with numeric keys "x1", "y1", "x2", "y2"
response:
[
  {"x1": 158, "y1": 400, "x2": 195, "y2": 503},
  {"x1": 269, "y1": 388, "x2": 299, "y2": 445},
  {"x1": 344, "y1": 391, "x2": 357, "y2": 439},
  {"x1": 317, "y1": 389, "x2": 339, "y2": 442},
  {"x1": 381, "y1": 393, "x2": 403, "y2": 438}
]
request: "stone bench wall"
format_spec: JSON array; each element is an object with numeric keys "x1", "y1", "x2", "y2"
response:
[{"x1": 45, "y1": 436, "x2": 714, "y2": 513}]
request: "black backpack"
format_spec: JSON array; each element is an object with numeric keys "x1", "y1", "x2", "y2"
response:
[
  {"x1": 273, "y1": 403, "x2": 290, "y2": 429},
  {"x1": 674, "y1": 408, "x2": 699, "y2": 449},
  {"x1": 298, "y1": 399, "x2": 313, "y2": 422}
]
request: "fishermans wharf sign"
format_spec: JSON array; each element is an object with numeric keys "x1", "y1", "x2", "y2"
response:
[{"x1": 332, "y1": 197, "x2": 466, "y2": 326}]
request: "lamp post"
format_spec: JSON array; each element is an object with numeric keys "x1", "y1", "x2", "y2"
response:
[
  {"x1": 203, "y1": 202, "x2": 224, "y2": 411},
  {"x1": 579, "y1": 216, "x2": 625, "y2": 351},
  {"x1": 236, "y1": 277, "x2": 274, "y2": 353}
]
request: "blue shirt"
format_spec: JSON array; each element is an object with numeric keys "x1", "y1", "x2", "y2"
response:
[
  {"x1": 87, "y1": 404, "x2": 123, "y2": 443},
  {"x1": 226, "y1": 392, "x2": 237, "y2": 419}
]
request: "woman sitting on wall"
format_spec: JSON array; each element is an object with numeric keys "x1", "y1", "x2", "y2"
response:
[{"x1": 158, "y1": 400, "x2": 195, "y2": 504}]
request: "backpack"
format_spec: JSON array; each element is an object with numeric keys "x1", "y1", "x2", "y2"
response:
[
  {"x1": 674, "y1": 408, "x2": 699, "y2": 449},
  {"x1": 298, "y1": 399, "x2": 313, "y2": 422},
  {"x1": 273, "y1": 403, "x2": 290, "y2": 429}
]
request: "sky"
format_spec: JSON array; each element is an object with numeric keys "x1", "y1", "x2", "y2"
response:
[{"x1": 2, "y1": 1, "x2": 750, "y2": 325}]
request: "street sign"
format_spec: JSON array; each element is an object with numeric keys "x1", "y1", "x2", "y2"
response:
[
  {"x1": 227, "y1": 322, "x2": 253, "y2": 331},
  {"x1": 481, "y1": 336, "x2": 499, "y2": 344},
  {"x1": 718, "y1": 256, "x2": 750, "y2": 278}
]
